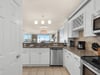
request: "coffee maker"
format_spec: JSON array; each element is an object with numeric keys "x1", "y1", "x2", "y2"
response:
[
  {"x1": 77, "y1": 41, "x2": 86, "y2": 50},
  {"x1": 69, "y1": 40, "x2": 75, "y2": 47}
]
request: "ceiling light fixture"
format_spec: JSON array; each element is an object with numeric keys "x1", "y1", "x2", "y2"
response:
[
  {"x1": 40, "y1": 29, "x2": 48, "y2": 34},
  {"x1": 34, "y1": 15, "x2": 52, "y2": 25}
]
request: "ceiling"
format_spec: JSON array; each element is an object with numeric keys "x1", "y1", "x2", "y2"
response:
[{"x1": 23, "y1": 0, "x2": 82, "y2": 34}]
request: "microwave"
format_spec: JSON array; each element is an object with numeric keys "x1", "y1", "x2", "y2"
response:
[{"x1": 93, "y1": 16, "x2": 100, "y2": 34}]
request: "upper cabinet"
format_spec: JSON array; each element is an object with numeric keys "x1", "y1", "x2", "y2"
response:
[
  {"x1": 94, "y1": 0, "x2": 100, "y2": 13},
  {"x1": 68, "y1": 20, "x2": 79, "y2": 38},
  {"x1": 72, "y1": 14, "x2": 84, "y2": 31},
  {"x1": 67, "y1": 0, "x2": 96, "y2": 38},
  {"x1": 62, "y1": 0, "x2": 99, "y2": 39},
  {"x1": 59, "y1": 27, "x2": 64, "y2": 43},
  {"x1": 84, "y1": 0, "x2": 95, "y2": 37}
]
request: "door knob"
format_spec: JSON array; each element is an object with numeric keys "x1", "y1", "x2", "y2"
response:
[{"x1": 16, "y1": 55, "x2": 21, "y2": 59}]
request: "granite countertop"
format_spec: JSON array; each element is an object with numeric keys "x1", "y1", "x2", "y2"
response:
[
  {"x1": 64, "y1": 47, "x2": 97, "y2": 57},
  {"x1": 49, "y1": 46, "x2": 64, "y2": 48},
  {"x1": 23, "y1": 46, "x2": 64, "y2": 48}
]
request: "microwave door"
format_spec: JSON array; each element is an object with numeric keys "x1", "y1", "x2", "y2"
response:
[{"x1": 93, "y1": 17, "x2": 100, "y2": 30}]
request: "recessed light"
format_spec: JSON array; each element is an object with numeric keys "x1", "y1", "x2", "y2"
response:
[
  {"x1": 34, "y1": 20, "x2": 38, "y2": 24},
  {"x1": 48, "y1": 20, "x2": 52, "y2": 24},
  {"x1": 41, "y1": 20, "x2": 45, "y2": 24}
]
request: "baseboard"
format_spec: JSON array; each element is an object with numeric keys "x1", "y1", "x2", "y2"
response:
[{"x1": 23, "y1": 64, "x2": 50, "y2": 67}]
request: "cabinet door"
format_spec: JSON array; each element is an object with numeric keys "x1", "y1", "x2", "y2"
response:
[
  {"x1": 22, "y1": 54, "x2": 29, "y2": 65},
  {"x1": 64, "y1": 21, "x2": 69, "y2": 43},
  {"x1": 84, "y1": 0, "x2": 95, "y2": 37},
  {"x1": 65, "y1": 51, "x2": 69, "y2": 69},
  {"x1": 63, "y1": 50, "x2": 72, "y2": 75},
  {"x1": 22, "y1": 49, "x2": 29, "y2": 65},
  {"x1": 63, "y1": 50, "x2": 66, "y2": 67},
  {"x1": 40, "y1": 51, "x2": 50, "y2": 65},
  {"x1": 22, "y1": 49, "x2": 30, "y2": 65},
  {"x1": 95, "y1": 0, "x2": 100, "y2": 12},
  {"x1": 68, "y1": 21, "x2": 79, "y2": 38},
  {"x1": 72, "y1": 55, "x2": 80, "y2": 75},
  {"x1": 31, "y1": 52, "x2": 40, "y2": 64}
]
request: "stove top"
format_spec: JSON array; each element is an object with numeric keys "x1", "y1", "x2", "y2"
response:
[{"x1": 81, "y1": 56, "x2": 100, "y2": 70}]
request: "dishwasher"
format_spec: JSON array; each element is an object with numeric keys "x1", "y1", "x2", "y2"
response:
[{"x1": 50, "y1": 47, "x2": 63, "y2": 66}]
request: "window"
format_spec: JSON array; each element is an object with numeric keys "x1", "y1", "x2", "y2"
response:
[
  {"x1": 24, "y1": 34, "x2": 32, "y2": 43},
  {"x1": 37, "y1": 34, "x2": 51, "y2": 43}
]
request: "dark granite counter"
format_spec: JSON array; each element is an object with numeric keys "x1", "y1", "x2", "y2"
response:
[{"x1": 64, "y1": 47, "x2": 97, "y2": 57}]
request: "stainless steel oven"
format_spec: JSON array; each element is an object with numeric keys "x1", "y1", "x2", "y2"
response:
[
  {"x1": 81, "y1": 56, "x2": 100, "y2": 75},
  {"x1": 83, "y1": 64, "x2": 96, "y2": 75}
]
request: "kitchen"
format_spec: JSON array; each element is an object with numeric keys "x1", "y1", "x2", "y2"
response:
[{"x1": 0, "y1": 0, "x2": 100, "y2": 75}]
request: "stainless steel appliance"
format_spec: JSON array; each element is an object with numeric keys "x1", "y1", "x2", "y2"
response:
[
  {"x1": 50, "y1": 47, "x2": 63, "y2": 66},
  {"x1": 93, "y1": 16, "x2": 100, "y2": 34},
  {"x1": 77, "y1": 41, "x2": 86, "y2": 50},
  {"x1": 81, "y1": 56, "x2": 100, "y2": 75}
]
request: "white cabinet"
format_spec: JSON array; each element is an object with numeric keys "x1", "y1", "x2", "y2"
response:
[
  {"x1": 72, "y1": 14, "x2": 84, "y2": 31},
  {"x1": 71, "y1": 54, "x2": 80, "y2": 75},
  {"x1": 31, "y1": 48, "x2": 50, "y2": 65},
  {"x1": 63, "y1": 20, "x2": 69, "y2": 43},
  {"x1": 22, "y1": 48, "x2": 50, "y2": 66},
  {"x1": 40, "y1": 51, "x2": 50, "y2": 64},
  {"x1": 22, "y1": 49, "x2": 30, "y2": 65},
  {"x1": 68, "y1": 20, "x2": 79, "y2": 38},
  {"x1": 94, "y1": 0, "x2": 100, "y2": 12},
  {"x1": 31, "y1": 51, "x2": 40, "y2": 64},
  {"x1": 59, "y1": 27, "x2": 64, "y2": 43},
  {"x1": 84, "y1": 0, "x2": 95, "y2": 37},
  {"x1": 63, "y1": 49, "x2": 80, "y2": 75}
]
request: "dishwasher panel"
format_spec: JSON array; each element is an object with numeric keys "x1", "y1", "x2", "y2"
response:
[{"x1": 50, "y1": 48, "x2": 63, "y2": 66}]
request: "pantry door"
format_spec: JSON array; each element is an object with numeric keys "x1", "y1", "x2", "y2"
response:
[{"x1": 0, "y1": 0, "x2": 22, "y2": 75}]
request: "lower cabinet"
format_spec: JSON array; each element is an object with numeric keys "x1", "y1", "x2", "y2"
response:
[
  {"x1": 40, "y1": 51, "x2": 50, "y2": 65},
  {"x1": 31, "y1": 51, "x2": 40, "y2": 65},
  {"x1": 63, "y1": 49, "x2": 80, "y2": 75},
  {"x1": 22, "y1": 48, "x2": 50, "y2": 66},
  {"x1": 22, "y1": 49, "x2": 30, "y2": 65}
]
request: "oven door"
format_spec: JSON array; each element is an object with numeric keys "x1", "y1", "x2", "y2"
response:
[{"x1": 83, "y1": 65, "x2": 97, "y2": 75}]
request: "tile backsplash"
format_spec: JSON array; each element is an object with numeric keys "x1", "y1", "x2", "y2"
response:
[{"x1": 74, "y1": 31, "x2": 100, "y2": 53}]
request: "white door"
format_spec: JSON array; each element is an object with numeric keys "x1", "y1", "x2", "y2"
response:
[{"x1": 0, "y1": 0, "x2": 22, "y2": 75}]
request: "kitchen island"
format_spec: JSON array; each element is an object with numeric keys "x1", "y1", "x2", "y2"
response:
[{"x1": 22, "y1": 43, "x2": 64, "y2": 66}]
